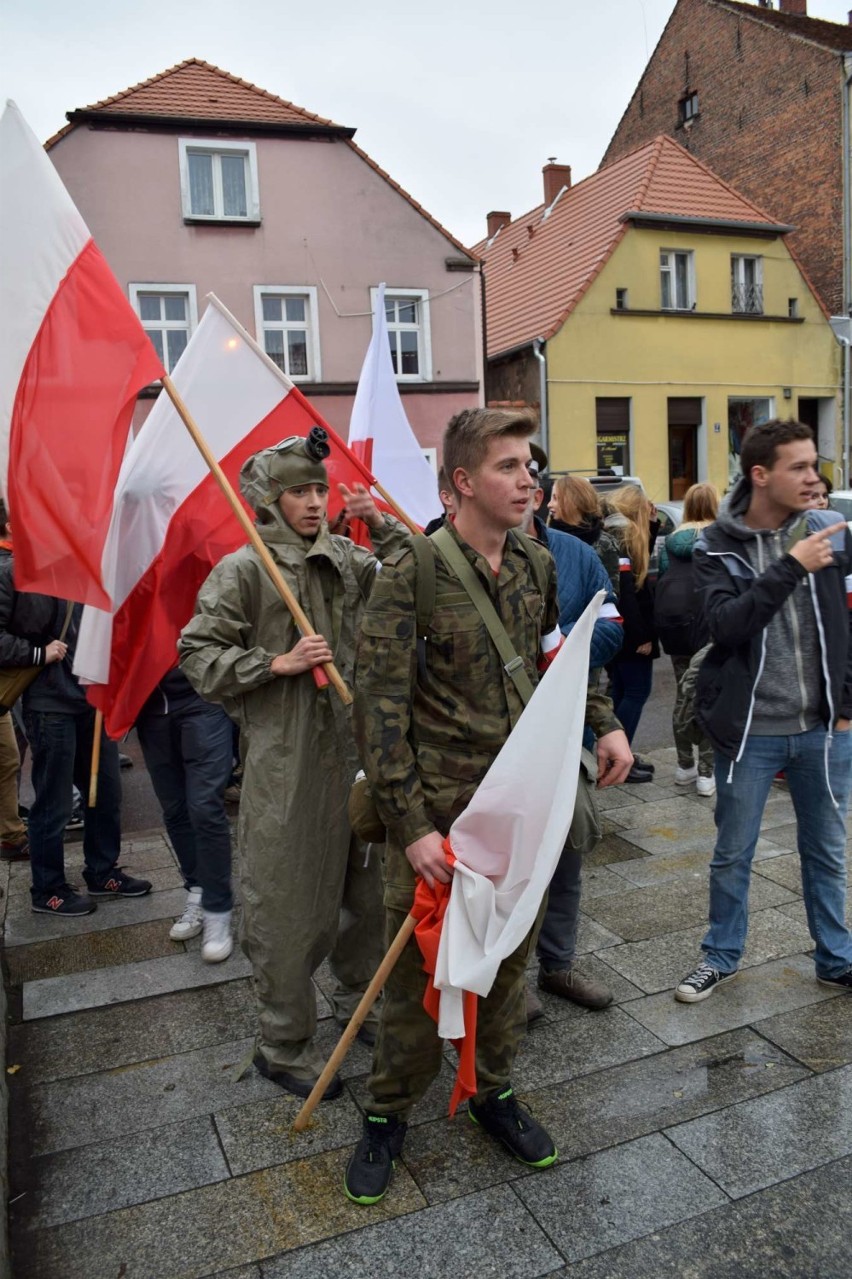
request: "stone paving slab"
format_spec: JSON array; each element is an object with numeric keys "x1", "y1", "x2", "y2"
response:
[
  {"x1": 12, "y1": 1037, "x2": 280, "y2": 1157},
  {"x1": 215, "y1": 1090, "x2": 364, "y2": 1177},
  {"x1": 600, "y1": 907, "x2": 816, "y2": 995},
  {"x1": 524, "y1": 1027, "x2": 809, "y2": 1166},
  {"x1": 574, "y1": 914, "x2": 624, "y2": 954},
  {"x1": 6, "y1": 979, "x2": 257, "y2": 1085},
  {"x1": 5, "y1": 887, "x2": 189, "y2": 946},
  {"x1": 11, "y1": 1116, "x2": 229, "y2": 1230},
  {"x1": 513, "y1": 1132, "x2": 728, "y2": 1264},
  {"x1": 625, "y1": 954, "x2": 843, "y2": 1047},
  {"x1": 260, "y1": 1184, "x2": 562, "y2": 1279},
  {"x1": 582, "y1": 875, "x2": 797, "y2": 943},
  {"x1": 600, "y1": 796, "x2": 719, "y2": 836},
  {"x1": 666, "y1": 1064, "x2": 852, "y2": 1199},
  {"x1": 755, "y1": 992, "x2": 852, "y2": 1072},
  {"x1": 4, "y1": 919, "x2": 183, "y2": 985},
  {"x1": 12, "y1": 1147, "x2": 427, "y2": 1279},
  {"x1": 584, "y1": 833, "x2": 653, "y2": 866},
  {"x1": 511, "y1": 1006, "x2": 664, "y2": 1091},
  {"x1": 557, "y1": 1153, "x2": 852, "y2": 1279},
  {"x1": 776, "y1": 894, "x2": 852, "y2": 928},
  {"x1": 22, "y1": 946, "x2": 254, "y2": 1020}
]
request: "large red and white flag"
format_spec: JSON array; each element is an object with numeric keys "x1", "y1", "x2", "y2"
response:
[
  {"x1": 413, "y1": 592, "x2": 602, "y2": 1110},
  {"x1": 0, "y1": 101, "x2": 164, "y2": 607},
  {"x1": 348, "y1": 283, "x2": 439, "y2": 529},
  {"x1": 74, "y1": 296, "x2": 376, "y2": 738}
]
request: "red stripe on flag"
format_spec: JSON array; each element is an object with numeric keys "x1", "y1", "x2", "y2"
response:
[
  {"x1": 8, "y1": 239, "x2": 164, "y2": 608},
  {"x1": 89, "y1": 389, "x2": 374, "y2": 738}
]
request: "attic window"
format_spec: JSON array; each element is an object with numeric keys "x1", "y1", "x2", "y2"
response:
[
  {"x1": 678, "y1": 92, "x2": 700, "y2": 126},
  {"x1": 615, "y1": 288, "x2": 628, "y2": 311},
  {"x1": 178, "y1": 138, "x2": 260, "y2": 223}
]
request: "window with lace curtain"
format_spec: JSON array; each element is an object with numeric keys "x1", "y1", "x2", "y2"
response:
[
  {"x1": 178, "y1": 139, "x2": 260, "y2": 223},
  {"x1": 253, "y1": 286, "x2": 321, "y2": 381},
  {"x1": 129, "y1": 284, "x2": 198, "y2": 375}
]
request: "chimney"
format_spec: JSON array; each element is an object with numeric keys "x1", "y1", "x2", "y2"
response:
[
  {"x1": 543, "y1": 161, "x2": 572, "y2": 207},
  {"x1": 779, "y1": 1, "x2": 808, "y2": 14},
  {"x1": 486, "y1": 210, "x2": 511, "y2": 238}
]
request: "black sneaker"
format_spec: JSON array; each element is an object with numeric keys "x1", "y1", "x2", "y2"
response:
[
  {"x1": 468, "y1": 1087, "x2": 557, "y2": 1168},
  {"x1": 675, "y1": 960, "x2": 738, "y2": 1003},
  {"x1": 252, "y1": 1052, "x2": 342, "y2": 1100},
  {"x1": 632, "y1": 755, "x2": 655, "y2": 774},
  {"x1": 32, "y1": 889, "x2": 96, "y2": 917},
  {"x1": 84, "y1": 868, "x2": 152, "y2": 898},
  {"x1": 118, "y1": 753, "x2": 133, "y2": 770},
  {"x1": 817, "y1": 967, "x2": 852, "y2": 990},
  {"x1": 65, "y1": 806, "x2": 85, "y2": 831},
  {"x1": 344, "y1": 1113, "x2": 407, "y2": 1205},
  {"x1": 0, "y1": 837, "x2": 29, "y2": 862}
]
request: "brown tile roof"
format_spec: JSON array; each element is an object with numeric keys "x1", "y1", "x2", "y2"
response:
[
  {"x1": 476, "y1": 134, "x2": 790, "y2": 359},
  {"x1": 712, "y1": 1, "x2": 852, "y2": 53},
  {"x1": 60, "y1": 58, "x2": 349, "y2": 132}
]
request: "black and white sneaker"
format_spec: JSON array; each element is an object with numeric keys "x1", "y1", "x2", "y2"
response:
[
  {"x1": 468, "y1": 1087, "x2": 557, "y2": 1167},
  {"x1": 344, "y1": 1113, "x2": 407, "y2": 1204},
  {"x1": 817, "y1": 966, "x2": 852, "y2": 991},
  {"x1": 675, "y1": 961, "x2": 738, "y2": 1003}
]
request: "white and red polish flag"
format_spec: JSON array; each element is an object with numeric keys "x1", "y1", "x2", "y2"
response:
[
  {"x1": 0, "y1": 101, "x2": 164, "y2": 607},
  {"x1": 417, "y1": 593, "x2": 602, "y2": 1109},
  {"x1": 348, "y1": 283, "x2": 439, "y2": 530},
  {"x1": 74, "y1": 295, "x2": 376, "y2": 738}
]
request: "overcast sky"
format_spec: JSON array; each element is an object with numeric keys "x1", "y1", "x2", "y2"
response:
[{"x1": 2, "y1": 0, "x2": 850, "y2": 248}]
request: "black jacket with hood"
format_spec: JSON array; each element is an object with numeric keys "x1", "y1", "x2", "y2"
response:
[{"x1": 694, "y1": 479, "x2": 852, "y2": 761}]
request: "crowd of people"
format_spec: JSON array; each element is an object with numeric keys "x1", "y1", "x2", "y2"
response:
[{"x1": 1, "y1": 409, "x2": 850, "y2": 1208}]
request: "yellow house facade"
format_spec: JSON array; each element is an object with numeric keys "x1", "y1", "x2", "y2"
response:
[{"x1": 479, "y1": 138, "x2": 841, "y2": 504}]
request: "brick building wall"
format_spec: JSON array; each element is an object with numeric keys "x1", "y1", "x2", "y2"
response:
[
  {"x1": 485, "y1": 347, "x2": 542, "y2": 414},
  {"x1": 603, "y1": 0, "x2": 845, "y2": 313}
]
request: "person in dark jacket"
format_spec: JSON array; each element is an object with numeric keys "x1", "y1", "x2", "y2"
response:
[
  {"x1": 603, "y1": 486, "x2": 660, "y2": 781},
  {"x1": 677, "y1": 419, "x2": 852, "y2": 1002},
  {"x1": 0, "y1": 516, "x2": 151, "y2": 916}
]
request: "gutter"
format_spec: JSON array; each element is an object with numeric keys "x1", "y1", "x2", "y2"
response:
[
  {"x1": 532, "y1": 339, "x2": 548, "y2": 457},
  {"x1": 620, "y1": 210, "x2": 794, "y2": 236}
]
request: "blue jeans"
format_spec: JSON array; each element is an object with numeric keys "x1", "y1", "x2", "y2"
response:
[
  {"x1": 136, "y1": 697, "x2": 233, "y2": 912},
  {"x1": 703, "y1": 727, "x2": 852, "y2": 979},
  {"x1": 610, "y1": 657, "x2": 654, "y2": 744},
  {"x1": 23, "y1": 706, "x2": 121, "y2": 899},
  {"x1": 537, "y1": 841, "x2": 582, "y2": 970}
]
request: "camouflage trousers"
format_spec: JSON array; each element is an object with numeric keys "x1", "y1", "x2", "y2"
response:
[{"x1": 368, "y1": 837, "x2": 545, "y2": 1119}]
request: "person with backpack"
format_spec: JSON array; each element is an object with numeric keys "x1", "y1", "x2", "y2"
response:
[{"x1": 655, "y1": 483, "x2": 720, "y2": 797}]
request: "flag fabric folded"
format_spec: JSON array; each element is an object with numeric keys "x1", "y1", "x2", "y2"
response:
[
  {"x1": 348, "y1": 283, "x2": 439, "y2": 530},
  {"x1": 430, "y1": 592, "x2": 603, "y2": 1055},
  {"x1": 0, "y1": 100, "x2": 164, "y2": 608},
  {"x1": 75, "y1": 296, "x2": 376, "y2": 738}
]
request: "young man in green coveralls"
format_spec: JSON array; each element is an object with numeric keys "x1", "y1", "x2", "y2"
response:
[{"x1": 345, "y1": 408, "x2": 633, "y2": 1204}]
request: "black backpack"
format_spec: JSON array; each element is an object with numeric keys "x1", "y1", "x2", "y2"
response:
[{"x1": 653, "y1": 550, "x2": 707, "y2": 656}]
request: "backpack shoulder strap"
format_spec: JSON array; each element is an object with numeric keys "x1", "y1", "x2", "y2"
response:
[
  {"x1": 512, "y1": 529, "x2": 549, "y2": 599},
  {"x1": 410, "y1": 534, "x2": 436, "y2": 639}
]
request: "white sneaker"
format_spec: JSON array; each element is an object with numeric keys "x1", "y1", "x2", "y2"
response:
[
  {"x1": 674, "y1": 764, "x2": 698, "y2": 786},
  {"x1": 169, "y1": 889, "x2": 203, "y2": 941},
  {"x1": 696, "y1": 776, "x2": 716, "y2": 797},
  {"x1": 202, "y1": 909, "x2": 233, "y2": 963}
]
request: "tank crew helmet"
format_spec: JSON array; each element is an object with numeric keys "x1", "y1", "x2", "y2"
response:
[{"x1": 240, "y1": 427, "x2": 331, "y2": 514}]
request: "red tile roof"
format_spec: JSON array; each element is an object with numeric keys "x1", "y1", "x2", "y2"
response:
[
  {"x1": 45, "y1": 59, "x2": 475, "y2": 260},
  {"x1": 62, "y1": 58, "x2": 348, "y2": 131},
  {"x1": 712, "y1": 1, "x2": 852, "y2": 53},
  {"x1": 475, "y1": 134, "x2": 790, "y2": 359}
]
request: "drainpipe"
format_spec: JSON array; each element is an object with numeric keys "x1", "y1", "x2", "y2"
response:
[
  {"x1": 532, "y1": 338, "x2": 548, "y2": 457},
  {"x1": 842, "y1": 337, "x2": 851, "y2": 489}
]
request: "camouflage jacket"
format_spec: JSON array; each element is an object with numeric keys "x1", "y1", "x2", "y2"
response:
[{"x1": 354, "y1": 521, "x2": 620, "y2": 847}]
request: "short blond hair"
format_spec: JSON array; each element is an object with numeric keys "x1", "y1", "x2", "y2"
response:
[{"x1": 443, "y1": 408, "x2": 538, "y2": 498}]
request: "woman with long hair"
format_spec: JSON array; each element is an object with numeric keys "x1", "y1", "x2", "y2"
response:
[
  {"x1": 657, "y1": 482, "x2": 720, "y2": 797},
  {"x1": 603, "y1": 485, "x2": 659, "y2": 781},
  {"x1": 548, "y1": 475, "x2": 620, "y2": 595}
]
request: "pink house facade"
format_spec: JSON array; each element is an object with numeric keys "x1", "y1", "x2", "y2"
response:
[{"x1": 46, "y1": 60, "x2": 482, "y2": 455}]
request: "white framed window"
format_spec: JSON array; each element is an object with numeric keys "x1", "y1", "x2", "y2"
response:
[
  {"x1": 129, "y1": 283, "x2": 198, "y2": 374},
  {"x1": 253, "y1": 286, "x2": 320, "y2": 381},
  {"x1": 178, "y1": 139, "x2": 260, "y2": 222},
  {"x1": 371, "y1": 287, "x2": 432, "y2": 381},
  {"x1": 660, "y1": 250, "x2": 695, "y2": 310},
  {"x1": 731, "y1": 255, "x2": 763, "y2": 314}
]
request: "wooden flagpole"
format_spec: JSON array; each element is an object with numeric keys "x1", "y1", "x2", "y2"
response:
[
  {"x1": 87, "y1": 709, "x2": 103, "y2": 807},
  {"x1": 371, "y1": 481, "x2": 420, "y2": 535},
  {"x1": 291, "y1": 912, "x2": 417, "y2": 1132},
  {"x1": 161, "y1": 374, "x2": 351, "y2": 705}
]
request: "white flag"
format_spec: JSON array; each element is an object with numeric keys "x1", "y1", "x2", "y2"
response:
[
  {"x1": 348, "y1": 283, "x2": 440, "y2": 527},
  {"x1": 433, "y1": 592, "x2": 604, "y2": 1038}
]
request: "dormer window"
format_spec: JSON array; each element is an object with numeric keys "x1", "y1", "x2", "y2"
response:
[{"x1": 679, "y1": 92, "x2": 700, "y2": 125}]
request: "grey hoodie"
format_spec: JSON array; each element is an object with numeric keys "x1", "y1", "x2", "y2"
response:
[{"x1": 714, "y1": 479, "x2": 821, "y2": 736}]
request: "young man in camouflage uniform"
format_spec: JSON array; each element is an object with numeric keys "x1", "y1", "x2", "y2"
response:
[{"x1": 345, "y1": 408, "x2": 632, "y2": 1204}]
